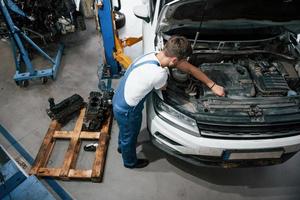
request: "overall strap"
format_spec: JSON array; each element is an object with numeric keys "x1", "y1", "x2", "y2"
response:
[
  {"x1": 113, "y1": 57, "x2": 160, "y2": 113},
  {"x1": 124, "y1": 60, "x2": 160, "y2": 77}
]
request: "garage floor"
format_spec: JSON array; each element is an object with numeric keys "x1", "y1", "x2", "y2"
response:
[{"x1": 1, "y1": 1, "x2": 300, "y2": 200}]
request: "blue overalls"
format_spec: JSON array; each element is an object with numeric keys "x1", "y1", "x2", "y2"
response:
[{"x1": 112, "y1": 55, "x2": 160, "y2": 167}]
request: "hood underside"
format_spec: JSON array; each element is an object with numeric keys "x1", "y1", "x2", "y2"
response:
[{"x1": 157, "y1": 0, "x2": 300, "y2": 33}]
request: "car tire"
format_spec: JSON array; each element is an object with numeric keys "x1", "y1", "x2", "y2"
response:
[{"x1": 114, "y1": 11, "x2": 126, "y2": 29}]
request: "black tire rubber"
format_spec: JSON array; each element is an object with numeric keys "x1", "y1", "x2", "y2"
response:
[
  {"x1": 114, "y1": 11, "x2": 126, "y2": 29},
  {"x1": 20, "y1": 80, "x2": 29, "y2": 88},
  {"x1": 75, "y1": 0, "x2": 87, "y2": 31},
  {"x1": 41, "y1": 77, "x2": 48, "y2": 84},
  {"x1": 76, "y1": 14, "x2": 87, "y2": 31}
]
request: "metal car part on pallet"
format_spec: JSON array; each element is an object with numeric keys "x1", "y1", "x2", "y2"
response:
[
  {"x1": 46, "y1": 94, "x2": 85, "y2": 125},
  {"x1": 83, "y1": 90, "x2": 114, "y2": 132},
  {"x1": 0, "y1": 0, "x2": 64, "y2": 87},
  {"x1": 30, "y1": 107, "x2": 113, "y2": 182}
]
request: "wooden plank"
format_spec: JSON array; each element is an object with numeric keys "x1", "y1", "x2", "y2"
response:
[
  {"x1": 91, "y1": 113, "x2": 112, "y2": 182},
  {"x1": 59, "y1": 108, "x2": 86, "y2": 177},
  {"x1": 43, "y1": 139, "x2": 56, "y2": 167},
  {"x1": 31, "y1": 107, "x2": 113, "y2": 181},
  {"x1": 37, "y1": 168, "x2": 61, "y2": 177},
  {"x1": 53, "y1": 131, "x2": 71, "y2": 139},
  {"x1": 30, "y1": 120, "x2": 61, "y2": 175},
  {"x1": 53, "y1": 131, "x2": 101, "y2": 139},
  {"x1": 80, "y1": 131, "x2": 101, "y2": 140},
  {"x1": 70, "y1": 140, "x2": 81, "y2": 169},
  {"x1": 68, "y1": 169, "x2": 92, "y2": 179}
]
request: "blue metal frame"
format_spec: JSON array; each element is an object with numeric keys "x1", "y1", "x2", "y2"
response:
[
  {"x1": 0, "y1": 146, "x2": 57, "y2": 200},
  {"x1": 97, "y1": 0, "x2": 125, "y2": 91},
  {"x1": 0, "y1": 125, "x2": 73, "y2": 200},
  {"x1": 0, "y1": 0, "x2": 64, "y2": 83},
  {"x1": 97, "y1": 0, "x2": 120, "y2": 77},
  {"x1": 0, "y1": 158, "x2": 27, "y2": 198}
]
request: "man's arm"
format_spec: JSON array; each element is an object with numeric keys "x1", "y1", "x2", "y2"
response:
[{"x1": 176, "y1": 60, "x2": 225, "y2": 96}]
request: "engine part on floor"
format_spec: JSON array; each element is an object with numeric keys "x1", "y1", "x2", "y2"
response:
[
  {"x1": 84, "y1": 92, "x2": 103, "y2": 120},
  {"x1": 84, "y1": 143, "x2": 98, "y2": 152},
  {"x1": 0, "y1": 0, "x2": 64, "y2": 87},
  {"x1": 57, "y1": 17, "x2": 75, "y2": 35},
  {"x1": 249, "y1": 60, "x2": 290, "y2": 96},
  {"x1": 46, "y1": 94, "x2": 85, "y2": 125},
  {"x1": 83, "y1": 90, "x2": 114, "y2": 131},
  {"x1": 30, "y1": 108, "x2": 113, "y2": 183}
]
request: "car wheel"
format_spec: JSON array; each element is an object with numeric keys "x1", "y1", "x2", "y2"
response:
[
  {"x1": 19, "y1": 80, "x2": 29, "y2": 88},
  {"x1": 114, "y1": 11, "x2": 126, "y2": 29},
  {"x1": 41, "y1": 77, "x2": 48, "y2": 84}
]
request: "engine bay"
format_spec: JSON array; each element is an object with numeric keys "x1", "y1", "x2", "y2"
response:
[{"x1": 168, "y1": 54, "x2": 300, "y2": 99}]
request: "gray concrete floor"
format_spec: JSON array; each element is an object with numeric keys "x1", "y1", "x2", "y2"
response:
[{"x1": 1, "y1": 1, "x2": 300, "y2": 200}]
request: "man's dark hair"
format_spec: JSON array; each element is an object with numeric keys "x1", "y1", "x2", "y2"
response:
[{"x1": 163, "y1": 36, "x2": 192, "y2": 60}]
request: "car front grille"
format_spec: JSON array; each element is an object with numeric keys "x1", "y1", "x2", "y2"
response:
[{"x1": 198, "y1": 122, "x2": 300, "y2": 139}]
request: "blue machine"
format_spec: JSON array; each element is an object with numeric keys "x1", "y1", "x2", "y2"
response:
[
  {"x1": 96, "y1": 0, "x2": 120, "y2": 91},
  {"x1": 96, "y1": 0, "x2": 142, "y2": 90},
  {"x1": 0, "y1": 145, "x2": 56, "y2": 200},
  {"x1": 0, "y1": 0, "x2": 64, "y2": 87},
  {"x1": 97, "y1": 0, "x2": 120, "y2": 77},
  {"x1": 0, "y1": 125, "x2": 73, "y2": 200}
]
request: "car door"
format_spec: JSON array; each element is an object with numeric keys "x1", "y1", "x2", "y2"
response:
[{"x1": 141, "y1": 0, "x2": 163, "y2": 53}]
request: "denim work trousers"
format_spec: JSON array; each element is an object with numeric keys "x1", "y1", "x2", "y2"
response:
[{"x1": 113, "y1": 107, "x2": 143, "y2": 167}]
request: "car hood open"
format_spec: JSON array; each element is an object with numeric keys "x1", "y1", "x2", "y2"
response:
[{"x1": 157, "y1": 0, "x2": 300, "y2": 34}]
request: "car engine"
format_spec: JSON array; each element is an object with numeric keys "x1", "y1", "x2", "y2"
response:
[
  {"x1": 169, "y1": 54, "x2": 300, "y2": 99},
  {"x1": 0, "y1": 0, "x2": 86, "y2": 43}
]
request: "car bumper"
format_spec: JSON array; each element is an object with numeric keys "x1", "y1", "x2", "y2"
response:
[{"x1": 146, "y1": 95, "x2": 300, "y2": 167}]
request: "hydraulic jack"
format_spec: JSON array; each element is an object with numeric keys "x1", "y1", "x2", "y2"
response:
[{"x1": 96, "y1": 0, "x2": 142, "y2": 90}]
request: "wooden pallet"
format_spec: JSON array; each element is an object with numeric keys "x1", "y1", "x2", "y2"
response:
[{"x1": 29, "y1": 108, "x2": 113, "y2": 182}]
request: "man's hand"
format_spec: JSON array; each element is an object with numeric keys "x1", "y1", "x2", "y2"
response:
[
  {"x1": 176, "y1": 61, "x2": 225, "y2": 97},
  {"x1": 211, "y1": 84, "x2": 225, "y2": 97}
]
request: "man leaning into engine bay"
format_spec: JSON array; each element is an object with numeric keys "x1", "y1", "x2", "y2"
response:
[{"x1": 112, "y1": 36, "x2": 225, "y2": 169}]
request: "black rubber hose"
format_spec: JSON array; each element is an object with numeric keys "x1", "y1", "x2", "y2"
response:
[{"x1": 114, "y1": 0, "x2": 121, "y2": 11}]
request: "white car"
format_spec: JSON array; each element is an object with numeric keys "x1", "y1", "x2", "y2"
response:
[{"x1": 134, "y1": 0, "x2": 300, "y2": 167}]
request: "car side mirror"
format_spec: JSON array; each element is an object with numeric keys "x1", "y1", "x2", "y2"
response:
[{"x1": 133, "y1": 5, "x2": 150, "y2": 23}]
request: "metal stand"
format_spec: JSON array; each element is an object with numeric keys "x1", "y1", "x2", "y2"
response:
[
  {"x1": 0, "y1": 0, "x2": 64, "y2": 87},
  {"x1": 96, "y1": 0, "x2": 142, "y2": 91}
]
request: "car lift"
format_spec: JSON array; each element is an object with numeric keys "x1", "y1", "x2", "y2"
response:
[
  {"x1": 96, "y1": 0, "x2": 142, "y2": 90},
  {"x1": 0, "y1": 0, "x2": 64, "y2": 87}
]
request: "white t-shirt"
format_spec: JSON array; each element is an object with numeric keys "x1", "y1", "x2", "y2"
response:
[{"x1": 124, "y1": 53, "x2": 168, "y2": 107}]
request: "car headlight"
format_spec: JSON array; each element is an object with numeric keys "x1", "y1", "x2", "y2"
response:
[{"x1": 153, "y1": 93, "x2": 200, "y2": 137}]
